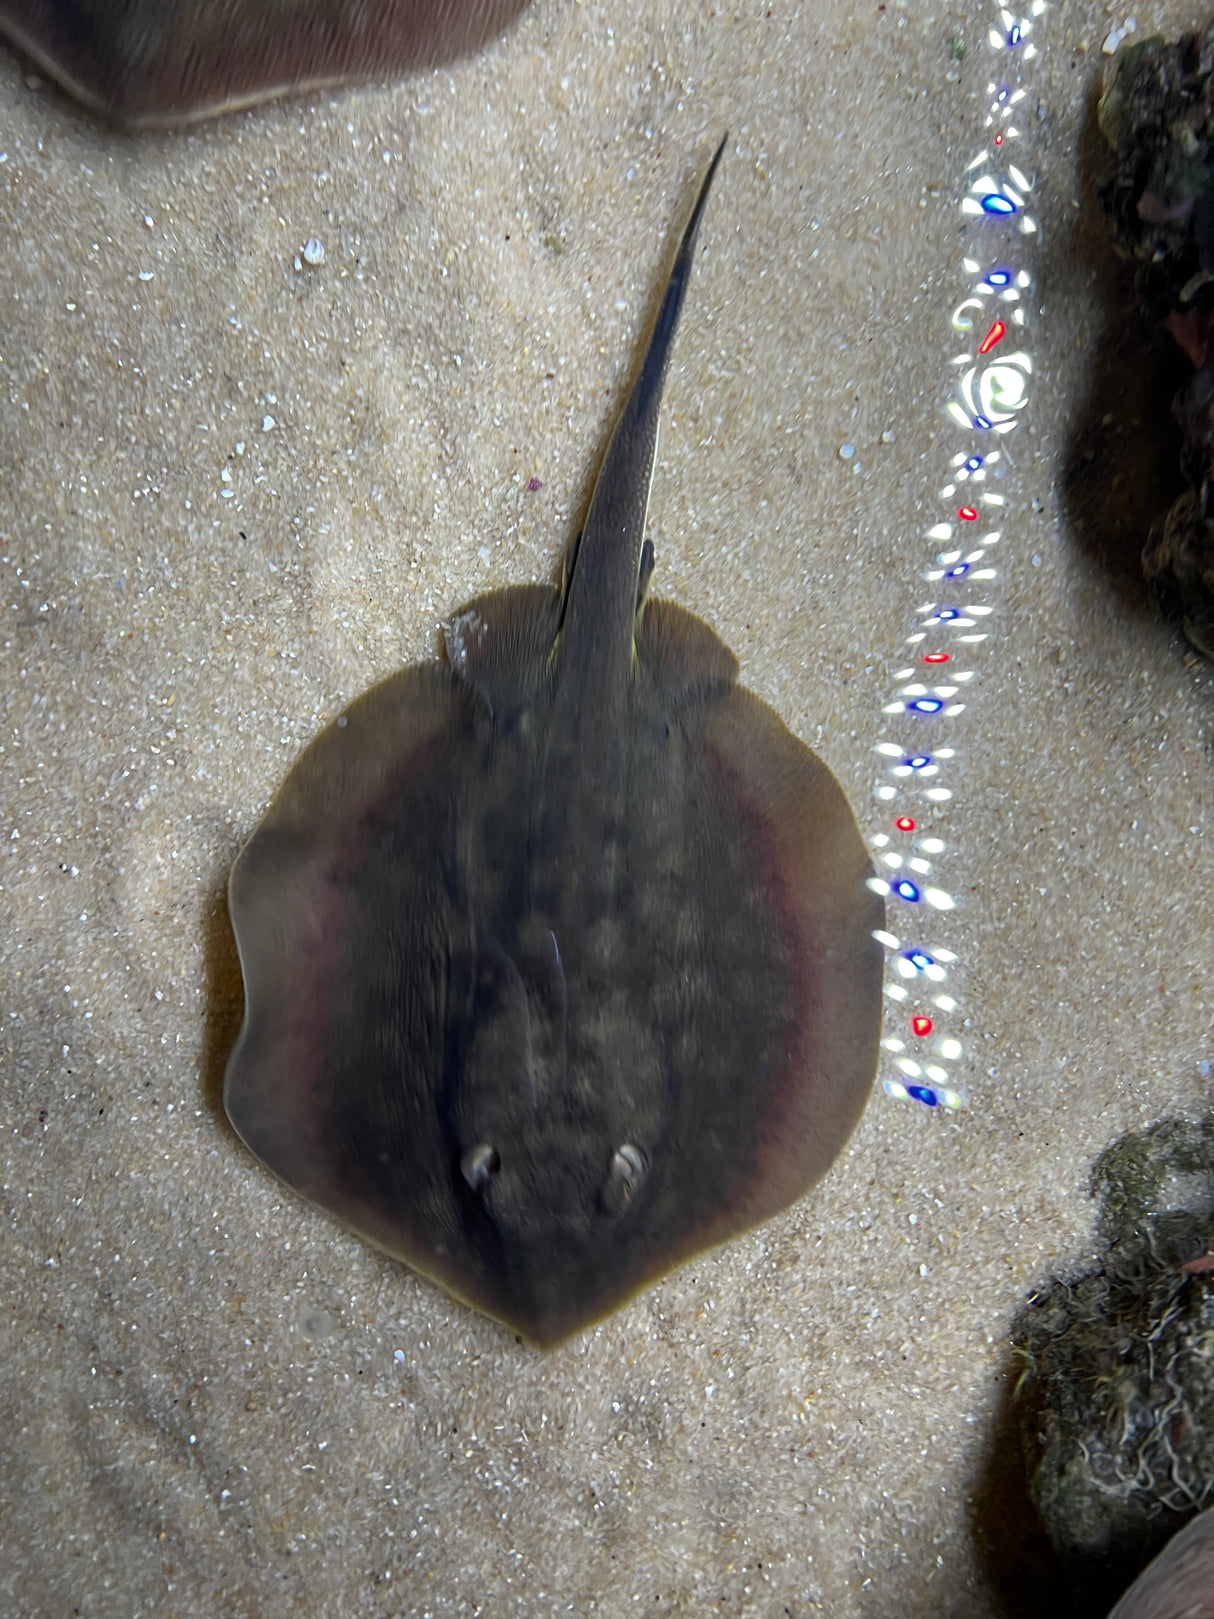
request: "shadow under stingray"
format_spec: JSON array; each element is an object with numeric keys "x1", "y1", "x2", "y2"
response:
[{"x1": 1054, "y1": 81, "x2": 1190, "y2": 610}]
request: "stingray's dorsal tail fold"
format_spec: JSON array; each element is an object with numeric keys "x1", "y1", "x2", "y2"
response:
[{"x1": 557, "y1": 135, "x2": 728, "y2": 696}]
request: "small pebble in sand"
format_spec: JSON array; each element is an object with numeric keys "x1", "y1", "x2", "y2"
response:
[
  {"x1": 1102, "y1": 17, "x2": 1138, "y2": 55},
  {"x1": 302, "y1": 237, "x2": 325, "y2": 267},
  {"x1": 262, "y1": 415, "x2": 275, "y2": 432},
  {"x1": 838, "y1": 443, "x2": 855, "y2": 460}
]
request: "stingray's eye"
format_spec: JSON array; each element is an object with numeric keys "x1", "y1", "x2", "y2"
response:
[
  {"x1": 461, "y1": 1144, "x2": 501, "y2": 1191},
  {"x1": 603, "y1": 1143, "x2": 647, "y2": 1213}
]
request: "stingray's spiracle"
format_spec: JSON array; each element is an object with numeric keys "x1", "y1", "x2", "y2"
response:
[{"x1": 865, "y1": 1, "x2": 1045, "y2": 1113}]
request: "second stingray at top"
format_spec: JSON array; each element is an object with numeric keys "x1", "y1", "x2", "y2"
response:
[{"x1": 223, "y1": 140, "x2": 885, "y2": 1348}]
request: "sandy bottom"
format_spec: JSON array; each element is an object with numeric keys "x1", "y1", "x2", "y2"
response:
[{"x1": 1, "y1": 0, "x2": 1210, "y2": 1614}]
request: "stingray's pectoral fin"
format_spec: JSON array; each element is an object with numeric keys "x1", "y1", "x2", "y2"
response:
[
  {"x1": 224, "y1": 660, "x2": 468, "y2": 1234},
  {"x1": 635, "y1": 597, "x2": 739, "y2": 700},
  {"x1": 701, "y1": 686, "x2": 885, "y2": 1223},
  {"x1": 443, "y1": 584, "x2": 562, "y2": 712},
  {"x1": 0, "y1": 0, "x2": 532, "y2": 127}
]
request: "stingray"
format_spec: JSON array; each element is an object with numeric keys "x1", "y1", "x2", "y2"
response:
[
  {"x1": 223, "y1": 140, "x2": 885, "y2": 1347},
  {"x1": 0, "y1": 0, "x2": 530, "y2": 127}
]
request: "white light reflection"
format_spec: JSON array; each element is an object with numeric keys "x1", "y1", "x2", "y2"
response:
[{"x1": 865, "y1": 0, "x2": 1042, "y2": 1112}]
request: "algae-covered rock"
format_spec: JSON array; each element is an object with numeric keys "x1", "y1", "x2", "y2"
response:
[
  {"x1": 1098, "y1": 30, "x2": 1214, "y2": 658},
  {"x1": 1013, "y1": 1118, "x2": 1214, "y2": 1578},
  {"x1": 1099, "y1": 29, "x2": 1214, "y2": 309},
  {"x1": 1142, "y1": 489, "x2": 1214, "y2": 660}
]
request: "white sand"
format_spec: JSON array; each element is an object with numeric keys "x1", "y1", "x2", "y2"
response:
[{"x1": 1, "y1": 0, "x2": 1210, "y2": 1612}]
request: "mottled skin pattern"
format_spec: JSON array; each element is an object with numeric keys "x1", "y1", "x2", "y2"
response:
[
  {"x1": 0, "y1": 0, "x2": 529, "y2": 126},
  {"x1": 224, "y1": 144, "x2": 884, "y2": 1346}
]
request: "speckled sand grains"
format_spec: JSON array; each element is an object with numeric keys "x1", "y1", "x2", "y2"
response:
[{"x1": 0, "y1": 2, "x2": 1210, "y2": 1614}]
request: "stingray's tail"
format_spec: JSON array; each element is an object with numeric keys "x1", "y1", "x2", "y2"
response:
[{"x1": 557, "y1": 136, "x2": 728, "y2": 693}]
